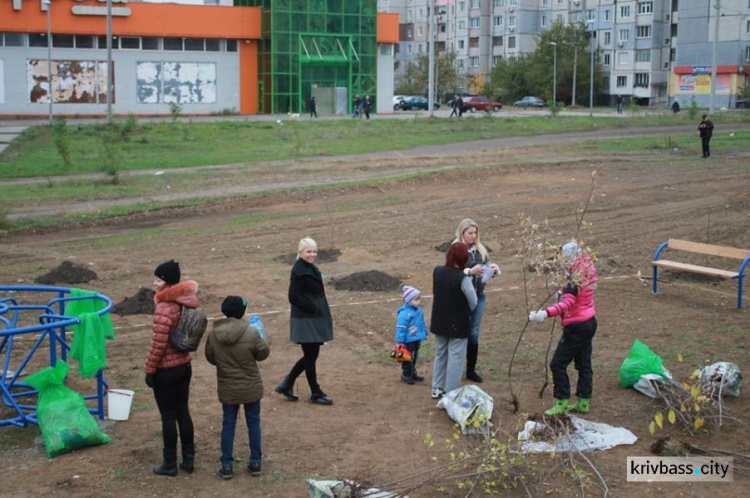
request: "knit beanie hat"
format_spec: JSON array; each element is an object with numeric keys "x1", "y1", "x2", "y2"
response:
[
  {"x1": 221, "y1": 295, "x2": 247, "y2": 319},
  {"x1": 154, "y1": 259, "x2": 181, "y2": 285},
  {"x1": 561, "y1": 242, "x2": 582, "y2": 261},
  {"x1": 402, "y1": 285, "x2": 421, "y2": 304}
]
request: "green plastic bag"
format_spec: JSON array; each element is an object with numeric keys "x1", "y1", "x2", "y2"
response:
[
  {"x1": 66, "y1": 288, "x2": 115, "y2": 379},
  {"x1": 24, "y1": 361, "x2": 111, "y2": 458},
  {"x1": 619, "y1": 340, "x2": 666, "y2": 388}
]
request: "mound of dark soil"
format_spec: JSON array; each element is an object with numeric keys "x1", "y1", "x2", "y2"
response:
[
  {"x1": 34, "y1": 261, "x2": 98, "y2": 285},
  {"x1": 434, "y1": 241, "x2": 493, "y2": 253},
  {"x1": 111, "y1": 287, "x2": 155, "y2": 316},
  {"x1": 275, "y1": 248, "x2": 342, "y2": 265},
  {"x1": 333, "y1": 270, "x2": 401, "y2": 292}
]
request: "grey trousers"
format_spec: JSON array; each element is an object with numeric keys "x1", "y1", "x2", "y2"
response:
[{"x1": 431, "y1": 335, "x2": 468, "y2": 393}]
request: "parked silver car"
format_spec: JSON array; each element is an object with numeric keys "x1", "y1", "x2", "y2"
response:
[{"x1": 513, "y1": 96, "x2": 546, "y2": 108}]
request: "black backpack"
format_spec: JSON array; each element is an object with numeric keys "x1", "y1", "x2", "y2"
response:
[{"x1": 170, "y1": 306, "x2": 208, "y2": 352}]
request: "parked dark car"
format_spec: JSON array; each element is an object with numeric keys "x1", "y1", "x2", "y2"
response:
[
  {"x1": 513, "y1": 96, "x2": 546, "y2": 108},
  {"x1": 463, "y1": 96, "x2": 503, "y2": 112},
  {"x1": 398, "y1": 96, "x2": 441, "y2": 111}
]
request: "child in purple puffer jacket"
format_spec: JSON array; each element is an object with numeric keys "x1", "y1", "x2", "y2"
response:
[{"x1": 529, "y1": 242, "x2": 598, "y2": 415}]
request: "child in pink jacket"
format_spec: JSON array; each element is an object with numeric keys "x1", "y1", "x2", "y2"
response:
[{"x1": 529, "y1": 242, "x2": 598, "y2": 415}]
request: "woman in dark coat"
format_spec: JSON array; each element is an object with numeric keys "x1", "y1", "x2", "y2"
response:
[
  {"x1": 275, "y1": 238, "x2": 334, "y2": 405},
  {"x1": 430, "y1": 243, "x2": 478, "y2": 399}
]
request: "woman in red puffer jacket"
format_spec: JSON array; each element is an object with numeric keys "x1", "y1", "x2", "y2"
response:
[{"x1": 144, "y1": 259, "x2": 198, "y2": 477}]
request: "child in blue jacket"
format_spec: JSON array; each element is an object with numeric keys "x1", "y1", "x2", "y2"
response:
[{"x1": 396, "y1": 285, "x2": 429, "y2": 384}]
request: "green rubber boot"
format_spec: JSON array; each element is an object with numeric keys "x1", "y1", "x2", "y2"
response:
[
  {"x1": 544, "y1": 398, "x2": 569, "y2": 416},
  {"x1": 569, "y1": 398, "x2": 590, "y2": 414}
]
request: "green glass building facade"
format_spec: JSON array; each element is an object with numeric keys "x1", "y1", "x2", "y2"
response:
[{"x1": 236, "y1": 0, "x2": 378, "y2": 114}]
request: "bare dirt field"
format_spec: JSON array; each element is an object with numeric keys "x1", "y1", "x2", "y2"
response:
[{"x1": 1, "y1": 137, "x2": 749, "y2": 497}]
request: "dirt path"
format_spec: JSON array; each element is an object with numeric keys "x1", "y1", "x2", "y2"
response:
[{"x1": 7, "y1": 124, "x2": 750, "y2": 221}]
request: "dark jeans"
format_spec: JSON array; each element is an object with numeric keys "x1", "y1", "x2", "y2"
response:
[
  {"x1": 288, "y1": 343, "x2": 323, "y2": 394},
  {"x1": 152, "y1": 363, "x2": 194, "y2": 462},
  {"x1": 221, "y1": 401, "x2": 262, "y2": 466},
  {"x1": 400, "y1": 341, "x2": 421, "y2": 379},
  {"x1": 701, "y1": 136, "x2": 711, "y2": 157},
  {"x1": 550, "y1": 317, "x2": 597, "y2": 400}
]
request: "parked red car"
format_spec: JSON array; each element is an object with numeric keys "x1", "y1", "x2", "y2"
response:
[{"x1": 463, "y1": 96, "x2": 503, "y2": 112}]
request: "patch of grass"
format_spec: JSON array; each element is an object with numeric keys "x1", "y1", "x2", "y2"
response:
[
  {"x1": 130, "y1": 403, "x2": 149, "y2": 413},
  {"x1": 328, "y1": 195, "x2": 401, "y2": 213},
  {"x1": 353, "y1": 347, "x2": 393, "y2": 367},
  {"x1": 572, "y1": 130, "x2": 750, "y2": 156}
]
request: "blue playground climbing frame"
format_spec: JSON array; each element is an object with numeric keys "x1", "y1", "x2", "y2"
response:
[{"x1": 0, "y1": 285, "x2": 112, "y2": 428}]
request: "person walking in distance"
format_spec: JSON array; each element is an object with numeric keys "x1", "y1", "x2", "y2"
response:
[
  {"x1": 275, "y1": 238, "x2": 334, "y2": 405},
  {"x1": 363, "y1": 95, "x2": 372, "y2": 119},
  {"x1": 352, "y1": 94, "x2": 361, "y2": 118},
  {"x1": 615, "y1": 95, "x2": 623, "y2": 115},
  {"x1": 309, "y1": 96, "x2": 318, "y2": 118},
  {"x1": 144, "y1": 260, "x2": 198, "y2": 477},
  {"x1": 205, "y1": 296, "x2": 269, "y2": 480},
  {"x1": 698, "y1": 114, "x2": 714, "y2": 158},
  {"x1": 450, "y1": 95, "x2": 459, "y2": 117}
]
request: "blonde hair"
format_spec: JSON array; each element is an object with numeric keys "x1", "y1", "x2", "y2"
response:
[
  {"x1": 297, "y1": 237, "x2": 318, "y2": 259},
  {"x1": 453, "y1": 218, "x2": 489, "y2": 262}
]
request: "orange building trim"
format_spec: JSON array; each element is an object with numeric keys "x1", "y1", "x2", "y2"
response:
[
  {"x1": 0, "y1": 1, "x2": 261, "y2": 40},
  {"x1": 240, "y1": 41, "x2": 258, "y2": 115},
  {"x1": 377, "y1": 13, "x2": 399, "y2": 44}
]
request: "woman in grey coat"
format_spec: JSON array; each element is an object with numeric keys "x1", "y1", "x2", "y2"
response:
[{"x1": 275, "y1": 238, "x2": 334, "y2": 405}]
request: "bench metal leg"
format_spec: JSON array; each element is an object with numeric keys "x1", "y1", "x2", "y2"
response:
[
  {"x1": 738, "y1": 276, "x2": 744, "y2": 310},
  {"x1": 652, "y1": 265, "x2": 658, "y2": 295}
]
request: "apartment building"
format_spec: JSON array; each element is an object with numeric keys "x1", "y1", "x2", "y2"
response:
[{"x1": 385, "y1": 0, "x2": 748, "y2": 108}]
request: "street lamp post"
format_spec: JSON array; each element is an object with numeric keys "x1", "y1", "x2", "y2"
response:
[
  {"x1": 43, "y1": 0, "x2": 53, "y2": 125},
  {"x1": 550, "y1": 42, "x2": 557, "y2": 109},
  {"x1": 587, "y1": 19, "x2": 595, "y2": 117}
]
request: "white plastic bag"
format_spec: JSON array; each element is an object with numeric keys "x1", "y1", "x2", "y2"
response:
[
  {"x1": 436, "y1": 385, "x2": 493, "y2": 434},
  {"x1": 701, "y1": 362, "x2": 742, "y2": 397}
]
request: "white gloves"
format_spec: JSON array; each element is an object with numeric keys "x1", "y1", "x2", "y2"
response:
[{"x1": 528, "y1": 310, "x2": 548, "y2": 322}]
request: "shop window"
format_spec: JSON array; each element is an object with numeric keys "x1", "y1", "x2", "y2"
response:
[
  {"x1": 75, "y1": 35, "x2": 95, "y2": 49},
  {"x1": 120, "y1": 37, "x2": 141, "y2": 50},
  {"x1": 142, "y1": 38, "x2": 159, "y2": 50},
  {"x1": 206, "y1": 39, "x2": 220, "y2": 52},
  {"x1": 185, "y1": 38, "x2": 205, "y2": 51},
  {"x1": 28, "y1": 34, "x2": 48, "y2": 47},
  {"x1": 3, "y1": 32, "x2": 24, "y2": 47},
  {"x1": 164, "y1": 37, "x2": 183, "y2": 51},
  {"x1": 98, "y1": 36, "x2": 119, "y2": 49},
  {"x1": 52, "y1": 35, "x2": 74, "y2": 48}
]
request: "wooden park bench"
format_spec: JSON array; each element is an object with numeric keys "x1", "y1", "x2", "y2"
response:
[{"x1": 652, "y1": 239, "x2": 750, "y2": 309}]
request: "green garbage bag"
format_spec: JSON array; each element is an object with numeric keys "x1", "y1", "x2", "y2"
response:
[
  {"x1": 24, "y1": 361, "x2": 111, "y2": 458},
  {"x1": 66, "y1": 288, "x2": 115, "y2": 379},
  {"x1": 619, "y1": 339, "x2": 666, "y2": 388}
]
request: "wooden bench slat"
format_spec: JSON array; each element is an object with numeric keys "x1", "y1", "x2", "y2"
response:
[
  {"x1": 668, "y1": 239, "x2": 750, "y2": 260},
  {"x1": 653, "y1": 260, "x2": 739, "y2": 279}
]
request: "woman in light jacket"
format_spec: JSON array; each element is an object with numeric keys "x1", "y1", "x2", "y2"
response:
[{"x1": 275, "y1": 238, "x2": 334, "y2": 405}]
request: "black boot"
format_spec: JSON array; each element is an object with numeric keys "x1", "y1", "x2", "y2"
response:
[
  {"x1": 179, "y1": 443, "x2": 195, "y2": 474},
  {"x1": 153, "y1": 448, "x2": 178, "y2": 477},
  {"x1": 274, "y1": 376, "x2": 299, "y2": 402},
  {"x1": 310, "y1": 390, "x2": 333, "y2": 405},
  {"x1": 466, "y1": 344, "x2": 484, "y2": 383}
]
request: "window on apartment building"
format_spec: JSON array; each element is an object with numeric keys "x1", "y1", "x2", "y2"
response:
[
  {"x1": 541, "y1": 0, "x2": 547, "y2": 6},
  {"x1": 470, "y1": 17, "x2": 480, "y2": 28},
  {"x1": 617, "y1": 75, "x2": 627, "y2": 87},
  {"x1": 509, "y1": 16, "x2": 516, "y2": 27},
  {"x1": 746, "y1": 46, "x2": 750, "y2": 60},
  {"x1": 634, "y1": 73, "x2": 650, "y2": 87},
  {"x1": 457, "y1": 58, "x2": 465, "y2": 68},
  {"x1": 557, "y1": 0, "x2": 563, "y2": 5},
  {"x1": 619, "y1": 29, "x2": 629, "y2": 42},
  {"x1": 603, "y1": 76, "x2": 610, "y2": 88},
  {"x1": 638, "y1": 2, "x2": 654, "y2": 14},
  {"x1": 747, "y1": 20, "x2": 750, "y2": 34},
  {"x1": 418, "y1": 8, "x2": 424, "y2": 18},
  {"x1": 493, "y1": 56, "x2": 502, "y2": 66},
  {"x1": 570, "y1": 12, "x2": 582, "y2": 23},
  {"x1": 671, "y1": 24, "x2": 678, "y2": 36},
  {"x1": 459, "y1": 1, "x2": 466, "y2": 11},
  {"x1": 621, "y1": 6, "x2": 631, "y2": 18},
  {"x1": 407, "y1": 44, "x2": 413, "y2": 54},
  {"x1": 75, "y1": 35, "x2": 95, "y2": 49},
  {"x1": 470, "y1": 0, "x2": 480, "y2": 9},
  {"x1": 670, "y1": 48, "x2": 676, "y2": 61},
  {"x1": 508, "y1": 36, "x2": 516, "y2": 48},
  {"x1": 604, "y1": 31, "x2": 611, "y2": 45},
  {"x1": 557, "y1": 14, "x2": 564, "y2": 22},
  {"x1": 120, "y1": 37, "x2": 141, "y2": 50},
  {"x1": 407, "y1": 28, "x2": 413, "y2": 38},
  {"x1": 618, "y1": 52, "x2": 628, "y2": 65},
  {"x1": 604, "y1": 9, "x2": 610, "y2": 21},
  {"x1": 459, "y1": 20, "x2": 466, "y2": 30},
  {"x1": 407, "y1": 11, "x2": 413, "y2": 23},
  {"x1": 458, "y1": 39, "x2": 465, "y2": 49},
  {"x1": 440, "y1": 24, "x2": 446, "y2": 33},
  {"x1": 494, "y1": 0, "x2": 504, "y2": 6},
  {"x1": 603, "y1": 53, "x2": 611, "y2": 66},
  {"x1": 469, "y1": 56, "x2": 480, "y2": 67},
  {"x1": 586, "y1": 10, "x2": 595, "y2": 21},
  {"x1": 494, "y1": 16, "x2": 503, "y2": 27},
  {"x1": 493, "y1": 36, "x2": 503, "y2": 46},
  {"x1": 636, "y1": 26, "x2": 651, "y2": 38},
  {"x1": 418, "y1": 27, "x2": 423, "y2": 37},
  {"x1": 418, "y1": 44, "x2": 424, "y2": 53},
  {"x1": 635, "y1": 50, "x2": 651, "y2": 62},
  {"x1": 510, "y1": 0, "x2": 517, "y2": 6},
  {"x1": 470, "y1": 37, "x2": 479, "y2": 48},
  {"x1": 541, "y1": 16, "x2": 547, "y2": 27}
]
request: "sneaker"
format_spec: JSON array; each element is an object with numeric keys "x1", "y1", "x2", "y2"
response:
[
  {"x1": 247, "y1": 462, "x2": 262, "y2": 477},
  {"x1": 431, "y1": 388, "x2": 445, "y2": 399},
  {"x1": 218, "y1": 464, "x2": 233, "y2": 480},
  {"x1": 401, "y1": 375, "x2": 415, "y2": 385}
]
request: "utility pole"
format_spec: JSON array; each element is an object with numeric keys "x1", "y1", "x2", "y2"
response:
[
  {"x1": 572, "y1": 31, "x2": 578, "y2": 107},
  {"x1": 428, "y1": 0, "x2": 435, "y2": 117},
  {"x1": 106, "y1": 0, "x2": 113, "y2": 122},
  {"x1": 709, "y1": 0, "x2": 720, "y2": 113}
]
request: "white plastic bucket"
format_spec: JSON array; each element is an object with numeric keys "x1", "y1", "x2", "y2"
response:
[{"x1": 107, "y1": 389, "x2": 135, "y2": 421}]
